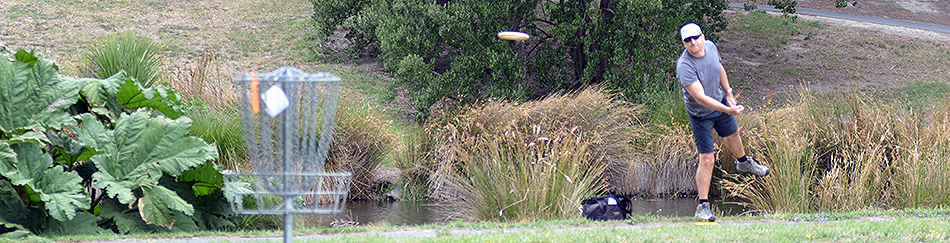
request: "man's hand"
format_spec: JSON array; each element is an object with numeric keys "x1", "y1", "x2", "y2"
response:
[
  {"x1": 725, "y1": 92, "x2": 743, "y2": 115},
  {"x1": 685, "y1": 82, "x2": 745, "y2": 115},
  {"x1": 728, "y1": 104, "x2": 745, "y2": 115}
]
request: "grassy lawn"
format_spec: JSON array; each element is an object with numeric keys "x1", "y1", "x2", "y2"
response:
[
  {"x1": 324, "y1": 217, "x2": 949, "y2": 242},
  {"x1": 43, "y1": 209, "x2": 950, "y2": 242}
]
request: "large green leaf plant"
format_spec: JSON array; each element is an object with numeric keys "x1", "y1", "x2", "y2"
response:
[
  {"x1": 0, "y1": 46, "x2": 229, "y2": 237},
  {"x1": 75, "y1": 112, "x2": 216, "y2": 230}
]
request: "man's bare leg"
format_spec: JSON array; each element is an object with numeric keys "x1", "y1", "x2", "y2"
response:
[
  {"x1": 696, "y1": 152, "x2": 716, "y2": 200},
  {"x1": 695, "y1": 152, "x2": 717, "y2": 221},
  {"x1": 723, "y1": 130, "x2": 745, "y2": 159}
]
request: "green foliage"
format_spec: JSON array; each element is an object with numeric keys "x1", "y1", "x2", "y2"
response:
[
  {"x1": 185, "y1": 106, "x2": 245, "y2": 171},
  {"x1": 310, "y1": 0, "x2": 370, "y2": 38},
  {"x1": 115, "y1": 77, "x2": 184, "y2": 118},
  {"x1": 835, "y1": 0, "x2": 858, "y2": 8},
  {"x1": 0, "y1": 180, "x2": 40, "y2": 233},
  {"x1": 161, "y1": 172, "x2": 239, "y2": 231},
  {"x1": 0, "y1": 48, "x2": 226, "y2": 237},
  {"x1": 5, "y1": 143, "x2": 89, "y2": 222},
  {"x1": 75, "y1": 112, "x2": 217, "y2": 228},
  {"x1": 78, "y1": 71, "x2": 185, "y2": 119},
  {"x1": 311, "y1": 0, "x2": 728, "y2": 120},
  {"x1": 0, "y1": 50, "x2": 89, "y2": 224},
  {"x1": 42, "y1": 212, "x2": 109, "y2": 237},
  {"x1": 0, "y1": 50, "x2": 78, "y2": 134},
  {"x1": 393, "y1": 127, "x2": 433, "y2": 201},
  {"x1": 767, "y1": 0, "x2": 797, "y2": 17},
  {"x1": 85, "y1": 31, "x2": 164, "y2": 88},
  {"x1": 139, "y1": 186, "x2": 195, "y2": 229},
  {"x1": 180, "y1": 162, "x2": 224, "y2": 197}
]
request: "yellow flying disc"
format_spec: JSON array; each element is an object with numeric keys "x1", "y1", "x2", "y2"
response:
[{"x1": 497, "y1": 31, "x2": 530, "y2": 41}]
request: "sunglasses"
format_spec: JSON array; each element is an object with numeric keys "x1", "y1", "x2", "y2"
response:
[{"x1": 683, "y1": 35, "x2": 701, "y2": 42}]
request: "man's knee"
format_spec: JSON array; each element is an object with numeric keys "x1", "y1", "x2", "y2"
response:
[{"x1": 724, "y1": 128, "x2": 741, "y2": 140}]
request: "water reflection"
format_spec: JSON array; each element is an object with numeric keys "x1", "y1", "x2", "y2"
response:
[
  {"x1": 627, "y1": 197, "x2": 746, "y2": 218},
  {"x1": 329, "y1": 197, "x2": 746, "y2": 227},
  {"x1": 344, "y1": 200, "x2": 450, "y2": 226}
]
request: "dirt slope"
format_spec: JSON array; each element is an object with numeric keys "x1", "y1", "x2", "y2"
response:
[{"x1": 718, "y1": 5, "x2": 950, "y2": 107}]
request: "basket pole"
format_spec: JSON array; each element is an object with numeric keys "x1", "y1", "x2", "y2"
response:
[{"x1": 282, "y1": 80, "x2": 294, "y2": 242}]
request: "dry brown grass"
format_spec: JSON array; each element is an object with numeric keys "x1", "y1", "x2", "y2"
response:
[
  {"x1": 170, "y1": 49, "x2": 238, "y2": 108},
  {"x1": 722, "y1": 89, "x2": 950, "y2": 213},
  {"x1": 326, "y1": 97, "x2": 398, "y2": 201},
  {"x1": 618, "y1": 122, "x2": 697, "y2": 196},
  {"x1": 0, "y1": 0, "x2": 315, "y2": 107},
  {"x1": 722, "y1": 99, "x2": 816, "y2": 214},
  {"x1": 425, "y1": 86, "x2": 643, "y2": 221}
]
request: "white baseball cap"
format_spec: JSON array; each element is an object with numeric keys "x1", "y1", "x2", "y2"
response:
[{"x1": 680, "y1": 23, "x2": 702, "y2": 41}]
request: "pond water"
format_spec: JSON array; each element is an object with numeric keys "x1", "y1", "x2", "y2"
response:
[
  {"x1": 315, "y1": 197, "x2": 748, "y2": 227},
  {"x1": 626, "y1": 197, "x2": 747, "y2": 218}
]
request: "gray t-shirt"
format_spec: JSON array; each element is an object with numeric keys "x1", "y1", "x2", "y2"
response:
[{"x1": 676, "y1": 40, "x2": 724, "y2": 118}]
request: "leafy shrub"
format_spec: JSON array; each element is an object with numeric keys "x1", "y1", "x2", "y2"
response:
[
  {"x1": 426, "y1": 86, "x2": 642, "y2": 221},
  {"x1": 767, "y1": 0, "x2": 797, "y2": 17},
  {"x1": 0, "y1": 49, "x2": 231, "y2": 237},
  {"x1": 86, "y1": 31, "x2": 164, "y2": 88},
  {"x1": 311, "y1": 0, "x2": 728, "y2": 120}
]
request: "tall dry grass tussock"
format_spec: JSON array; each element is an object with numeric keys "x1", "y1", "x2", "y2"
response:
[
  {"x1": 722, "y1": 105, "x2": 815, "y2": 214},
  {"x1": 621, "y1": 121, "x2": 697, "y2": 196},
  {"x1": 426, "y1": 86, "x2": 643, "y2": 222},
  {"x1": 722, "y1": 89, "x2": 950, "y2": 213},
  {"x1": 170, "y1": 50, "x2": 238, "y2": 108},
  {"x1": 326, "y1": 97, "x2": 397, "y2": 201},
  {"x1": 889, "y1": 96, "x2": 950, "y2": 208}
]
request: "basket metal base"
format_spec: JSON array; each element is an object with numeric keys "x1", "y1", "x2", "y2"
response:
[{"x1": 224, "y1": 172, "x2": 352, "y2": 215}]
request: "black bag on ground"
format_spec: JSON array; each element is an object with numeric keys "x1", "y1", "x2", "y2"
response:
[{"x1": 580, "y1": 195, "x2": 631, "y2": 220}]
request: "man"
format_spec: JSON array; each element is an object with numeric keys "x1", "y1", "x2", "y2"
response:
[{"x1": 675, "y1": 22, "x2": 770, "y2": 222}]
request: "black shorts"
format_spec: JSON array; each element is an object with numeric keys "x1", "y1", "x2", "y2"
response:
[{"x1": 688, "y1": 111, "x2": 738, "y2": 154}]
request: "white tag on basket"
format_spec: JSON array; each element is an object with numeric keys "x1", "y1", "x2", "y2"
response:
[
  {"x1": 607, "y1": 196, "x2": 618, "y2": 205},
  {"x1": 260, "y1": 85, "x2": 289, "y2": 117}
]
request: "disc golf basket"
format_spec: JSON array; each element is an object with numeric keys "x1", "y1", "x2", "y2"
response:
[{"x1": 224, "y1": 66, "x2": 351, "y2": 242}]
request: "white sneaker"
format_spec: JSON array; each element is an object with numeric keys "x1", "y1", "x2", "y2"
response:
[
  {"x1": 694, "y1": 202, "x2": 716, "y2": 222},
  {"x1": 736, "y1": 157, "x2": 769, "y2": 176}
]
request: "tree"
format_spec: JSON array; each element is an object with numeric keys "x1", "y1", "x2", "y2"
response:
[{"x1": 311, "y1": 0, "x2": 728, "y2": 120}]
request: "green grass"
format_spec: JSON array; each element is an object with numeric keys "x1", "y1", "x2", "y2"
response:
[
  {"x1": 42, "y1": 209, "x2": 950, "y2": 242},
  {"x1": 85, "y1": 31, "x2": 164, "y2": 87},
  {"x1": 322, "y1": 218, "x2": 949, "y2": 242},
  {"x1": 7, "y1": 4, "x2": 55, "y2": 20},
  {"x1": 186, "y1": 105, "x2": 246, "y2": 171},
  {"x1": 879, "y1": 82, "x2": 950, "y2": 110},
  {"x1": 728, "y1": 11, "x2": 820, "y2": 51}
]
